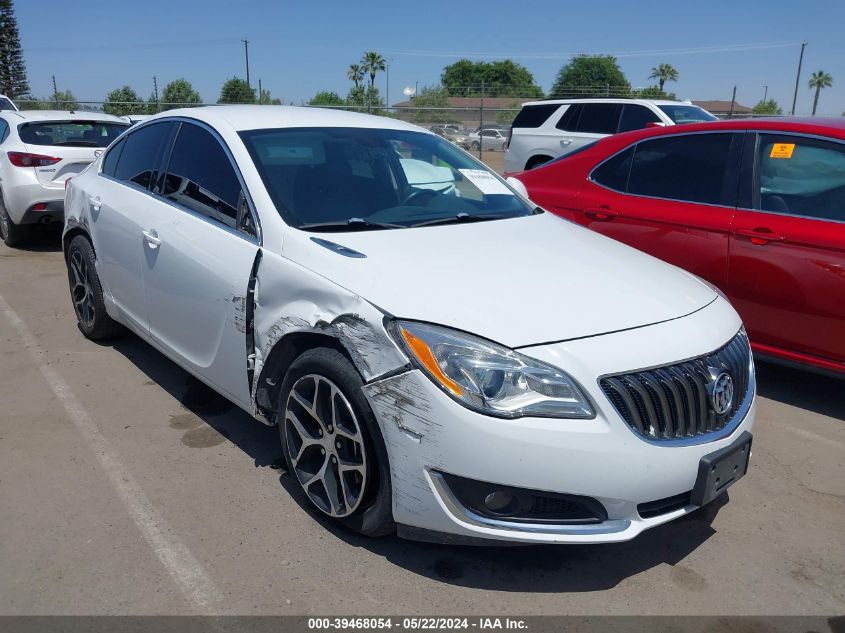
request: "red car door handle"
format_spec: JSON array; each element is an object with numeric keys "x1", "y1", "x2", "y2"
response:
[
  {"x1": 733, "y1": 228, "x2": 787, "y2": 245},
  {"x1": 584, "y1": 207, "x2": 618, "y2": 221}
]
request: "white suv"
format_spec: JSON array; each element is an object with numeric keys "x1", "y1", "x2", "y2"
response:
[{"x1": 504, "y1": 99, "x2": 716, "y2": 173}]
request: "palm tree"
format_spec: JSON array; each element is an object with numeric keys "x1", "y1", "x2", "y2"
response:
[
  {"x1": 360, "y1": 51, "x2": 386, "y2": 92},
  {"x1": 808, "y1": 70, "x2": 833, "y2": 116},
  {"x1": 347, "y1": 64, "x2": 363, "y2": 90},
  {"x1": 648, "y1": 63, "x2": 679, "y2": 92}
]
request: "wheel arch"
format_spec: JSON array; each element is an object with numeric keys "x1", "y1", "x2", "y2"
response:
[{"x1": 63, "y1": 223, "x2": 93, "y2": 261}]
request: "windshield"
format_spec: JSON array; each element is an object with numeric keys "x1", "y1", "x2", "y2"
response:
[
  {"x1": 658, "y1": 105, "x2": 717, "y2": 124},
  {"x1": 19, "y1": 121, "x2": 128, "y2": 147},
  {"x1": 239, "y1": 127, "x2": 533, "y2": 230}
]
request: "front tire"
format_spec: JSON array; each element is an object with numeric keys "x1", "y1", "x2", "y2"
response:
[
  {"x1": 66, "y1": 235, "x2": 124, "y2": 340},
  {"x1": 278, "y1": 347, "x2": 394, "y2": 537},
  {"x1": 470, "y1": 141, "x2": 481, "y2": 151}
]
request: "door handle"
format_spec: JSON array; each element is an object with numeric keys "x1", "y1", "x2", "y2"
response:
[
  {"x1": 584, "y1": 207, "x2": 618, "y2": 221},
  {"x1": 560, "y1": 139, "x2": 573, "y2": 147},
  {"x1": 732, "y1": 228, "x2": 786, "y2": 245},
  {"x1": 89, "y1": 196, "x2": 101, "y2": 212},
  {"x1": 142, "y1": 229, "x2": 161, "y2": 248}
]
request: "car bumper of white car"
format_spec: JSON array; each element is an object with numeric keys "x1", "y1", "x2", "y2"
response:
[
  {"x1": 5, "y1": 177, "x2": 66, "y2": 225},
  {"x1": 364, "y1": 297, "x2": 756, "y2": 544}
]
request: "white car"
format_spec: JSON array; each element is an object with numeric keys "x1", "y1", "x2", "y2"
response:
[
  {"x1": 468, "y1": 128, "x2": 508, "y2": 151},
  {"x1": 0, "y1": 94, "x2": 18, "y2": 111},
  {"x1": 63, "y1": 106, "x2": 755, "y2": 545},
  {"x1": 504, "y1": 98, "x2": 717, "y2": 173},
  {"x1": 0, "y1": 110, "x2": 128, "y2": 246}
]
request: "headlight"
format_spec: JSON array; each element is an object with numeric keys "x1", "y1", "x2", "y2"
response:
[{"x1": 391, "y1": 321, "x2": 594, "y2": 419}]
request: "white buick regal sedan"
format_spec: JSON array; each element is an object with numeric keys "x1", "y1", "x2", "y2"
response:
[{"x1": 63, "y1": 106, "x2": 755, "y2": 544}]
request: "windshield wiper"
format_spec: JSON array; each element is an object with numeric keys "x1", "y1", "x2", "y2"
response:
[
  {"x1": 298, "y1": 217, "x2": 406, "y2": 232},
  {"x1": 411, "y1": 212, "x2": 513, "y2": 228}
]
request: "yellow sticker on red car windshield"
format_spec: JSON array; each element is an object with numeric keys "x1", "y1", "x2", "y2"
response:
[{"x1": 770, "y1": 143, "x2": 795, "y2": 159}]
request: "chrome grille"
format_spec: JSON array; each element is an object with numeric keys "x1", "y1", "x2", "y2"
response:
[{"x1": 600, "y1": 331, "x2": 751, "y2": 441}]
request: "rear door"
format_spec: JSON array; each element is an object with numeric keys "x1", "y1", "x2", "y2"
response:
[
  {"x1": 555, "y1": 103, "x2": 621, "y2": 156},
  {"x1": 89, "y1": 121, "x2": 176, "y2": 334},
  {"x1": 19, "y1": 120, "x2": 128, "y2": 189},
  {"x1": 578, "y1": 131, "x2": 742, "y2": 287},
  {"x1": 728, "y1": 132, "x2": 845, "y2": 366},
  {"x1": 143, "y1": 120, "x2": 260, "y2": 407}
]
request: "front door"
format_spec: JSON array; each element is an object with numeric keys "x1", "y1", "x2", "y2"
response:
[{"x1": 143, "y1": 121, "x2": 260, "y2": 407}]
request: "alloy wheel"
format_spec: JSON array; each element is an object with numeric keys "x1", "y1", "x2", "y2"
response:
[
  {"x1": 284, "y1": 374, "x2": 368, "y2": 517},
  {"x1": 69, "y1": 249, "x2": 96, "y2": 330}
]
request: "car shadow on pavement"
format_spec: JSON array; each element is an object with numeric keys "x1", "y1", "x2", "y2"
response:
[
  {"x1": 278, "y1": 470, "x2": 727, "y2": 592},
  {"x1": 11, "y1": 225, "x2": 63, "y2": 252},
  {"x1": 102, "y1": 331, "x2": 725, "y2": 592},
  {"x1": 755, "y1": 359, "x2": 845, "y2": 420},
  {"x1": 101, "y1": 334, "x2": 284, "y2": 469}
]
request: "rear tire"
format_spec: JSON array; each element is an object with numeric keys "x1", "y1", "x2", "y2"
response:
[
  {"x1": 278, "y1": 347, "x2": 394, "y2": 537},
  {"x1": 470, "y1": 141, "x2": 480, "y2": 151},
  {"x1": 66, "y1": 235, "x2": 124, "y2": 340},
  {"x1": 0, "y1": 206, "x2": 29, "y2": 248}
]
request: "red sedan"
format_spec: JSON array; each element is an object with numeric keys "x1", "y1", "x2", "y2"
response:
[{"x1": 513, "y1": 118, "x2": 845, "y2": 375}]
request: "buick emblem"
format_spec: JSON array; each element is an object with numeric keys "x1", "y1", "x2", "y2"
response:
[{"x1": 710, "y1": 372, "x2": 734, "y2": 416}]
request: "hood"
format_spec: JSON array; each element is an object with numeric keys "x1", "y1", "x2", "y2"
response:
[{"x1": 281, "y1": 213, "x2": 716, "y2": 348}]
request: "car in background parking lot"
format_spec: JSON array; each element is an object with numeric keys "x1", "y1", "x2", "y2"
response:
[
  {"x1": 468, "y1": 128, "x2": 508, "y2": 151},
  {"x1": 514, "y1": 117, "x2": 845, "y2": 376},
  {"x1": 0, "y1": 94, "x2": 18, "y2": 111},
  {"x1": 0, "y1": 110, "x2": 128, "y2": 246},
  {"x1": 504, "y1": 98, "x2": 716, "y2": 172}
]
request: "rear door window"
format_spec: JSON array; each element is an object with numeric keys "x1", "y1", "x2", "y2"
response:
[
  {"x1": 555, "y1": 104, "x2": 583, "y2": 131},
  {"x1": 113, "y1": 122, "x2": 175, "y2": 190},
  {"x1": 618, "y1": 105, "x2": 661, "y2": 133},
  {"x1": 102, "y1": 138, "x2": 125, "y2": 177},
  {"x1": 627, "y1": 133, "x2": 738, "y2": 205},
  {"x1": 511, "y1": 104, "x2": 561, "y2": 128},
  {"x1": 576, "y1": 103, "x2": 623, "y2": 134},
  {"x1": 19, "y1": 121, "x2": 128, "y2": 147},
  {"x1": 755, "y1": 134, "x2": 845, "y2": 221},
  {"x1": 0, "y1": 119, "x2": 9, "y2": 143},
  {"x1": 162, "y1": 122, "x2": 243, "y2": 229}
]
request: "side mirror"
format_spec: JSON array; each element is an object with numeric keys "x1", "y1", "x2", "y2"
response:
[{"x1": 506, "y1": 176, "x2": 530, "y2": 200}]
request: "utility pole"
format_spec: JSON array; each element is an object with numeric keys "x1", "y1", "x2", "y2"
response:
[
  {"x1": 478, "y1": 80, "x2": 484, "y2": 159},
  {"x1": 258, "y1": 78, "x2": 263, "y2": 104},
  {"x1": 242, "y1": 37, "x2": 251, "y2": 90},
  {"x1": 52, "y1": 75, "x2": 58, "y2": 108},
  {"x1": 728, "y1": 86, "x2": 737, "y2": 119},
  {"x1": 385, "y1": 62, "x2": 389, "y2": 113},
  {"x1": 791, "y1": 40, "x2": 807, "y2": 115},
  {"x1": 763, "y1": 85, "x2": 768, "y2": 102},
  {"x1": 152, "y1": 75, "x2": 159, "y2": 112}
]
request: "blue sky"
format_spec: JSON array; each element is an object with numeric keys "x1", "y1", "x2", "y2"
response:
[{"x1": 17, "y1": 0, "x2": 844, "y2": 115}]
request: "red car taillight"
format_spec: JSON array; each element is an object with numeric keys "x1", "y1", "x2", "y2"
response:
[{"x1": 7, "y1": 151, "x2": 62, "y2": 167}]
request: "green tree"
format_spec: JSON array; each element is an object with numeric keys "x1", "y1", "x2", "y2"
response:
[
  {"x1": 403, "y1": 85, "x2": 453, "y2": 123},
  {"x1": 0, "y1": 0, "x2": 29, "y2": 98},
  {"x1": 161, "y1": 78, "x2": 202, "y2": 108},
  {"x1": 550, "y1": 55, "x2": 631, "y2": 99},
  {"x1": 635, "y1": 85, "x2": 677, "y2": 100},
  {"x1": 346, "y1": 85, "x2": 384, "y2": 114},
  {"x1": 51, "y1": 89, "x2": 79, "y2": 110},
  {"x1": 104, "y1": 85, "x2": 144, "y2": 116},
  {"x1": 648, "y1": 63, "x2": 679, "y2": 92},
  {"x1": 752, "y1": 98, "x2": 783, "y2": 115},
  {"x1": 441, "y1": 59, "x2": 543, "y2": 97},
  {"x1": 15, "y1": 95, "x2": 50, "y2": 110},
  {"x1": 218, "y1": 77, "x2": 256, "y2": 104},
  {"x1": 808, "y1": 70, "x2": 833, "y2": 116},
  {"x1": 360, "y1": 51, "x2": 386, "y2": 113},
  {"x1": 309, "y1": 90, "x2": 345, "y2": 106},
  {"x1": 347, "y1": 64, "x2": 363, "y2": 90}
]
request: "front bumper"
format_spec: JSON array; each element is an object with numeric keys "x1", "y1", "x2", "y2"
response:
[{"x1": 363, "y1": 297, "x2": 756, "y2": 544}]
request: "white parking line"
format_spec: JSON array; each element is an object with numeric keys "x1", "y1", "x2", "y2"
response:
[{"x1": 0, "y1": 293, "x2": 223, "y2": 613}]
